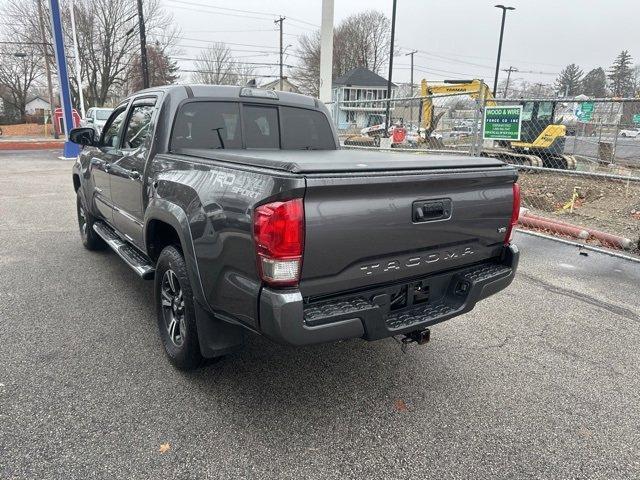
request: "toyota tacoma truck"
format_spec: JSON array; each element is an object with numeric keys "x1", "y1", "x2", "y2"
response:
[{"x1": 69, "y1": 85, "x2": 520, "y2": 370}]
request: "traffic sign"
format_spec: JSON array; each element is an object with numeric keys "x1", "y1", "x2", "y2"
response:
[
  {"x1": 483, "y1": 106, "x2": 522, "y2": 141},
  {"x1": 576, "y1": 101, "x2": 594, "y2": 122},
  {"x1": 633, "y1": 114, "x2": 640, "y2": 125}
]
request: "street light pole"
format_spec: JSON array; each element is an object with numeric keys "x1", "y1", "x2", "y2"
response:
[
  {"x1": 384, "y1": 0, "x2": 398, "y2": 136},
  {"x1": 492, "y1": 5, "x2": 515, "y2": 97}
]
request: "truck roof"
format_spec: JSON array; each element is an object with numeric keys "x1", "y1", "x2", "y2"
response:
[{"x1": 132, "y1": 84, "x2": 318, "y2": 109}]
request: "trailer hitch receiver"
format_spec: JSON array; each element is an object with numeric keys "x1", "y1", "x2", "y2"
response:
[{"x1": 402, "y1": 328, "x2": 431, "y2": 346}]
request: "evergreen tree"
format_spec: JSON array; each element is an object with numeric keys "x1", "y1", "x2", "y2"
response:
[
  {"x1": 554, "y1": 64, "x2": 583, "y2": 96},
  {"x1": 582, "y1": 68, "x2": 607, "y2": 97},
  {"x1": 608, "y1": 50, "x2": 634, "y2": 97}
]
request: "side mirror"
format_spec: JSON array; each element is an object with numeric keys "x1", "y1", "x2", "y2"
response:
[{"x1": 69, "y1": 127, "x2": 97, "y2": 147}]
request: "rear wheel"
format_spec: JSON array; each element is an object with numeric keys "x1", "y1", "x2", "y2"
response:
[
  {"x1": 155, "y1": 246, "x2": 203, "y2": 370},
  {"x1": 76, "y1": 190, "x2": 106, "y2": 250}
]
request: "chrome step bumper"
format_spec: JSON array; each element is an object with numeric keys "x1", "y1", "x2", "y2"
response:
[{"x1": 93, "y1": 222, "x2": 155, "y2": 280}]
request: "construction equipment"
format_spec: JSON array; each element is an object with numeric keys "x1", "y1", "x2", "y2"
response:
[{"x1": 420, "y1": 79, "x2": 577, "y2": 169}]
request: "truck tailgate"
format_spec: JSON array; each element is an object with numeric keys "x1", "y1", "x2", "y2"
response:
[{"x1": 300, "y1": 166, "x2": 517, "y2": 298}]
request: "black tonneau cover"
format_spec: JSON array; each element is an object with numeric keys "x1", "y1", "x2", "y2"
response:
[{"x1": 176, "y1": 148, "x2": 507, "y2": 174}]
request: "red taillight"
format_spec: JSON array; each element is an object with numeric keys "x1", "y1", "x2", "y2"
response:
[
  {"x1": 504, "y1": 182, "x2": 521, "y2": 245},
  {"x1": 253, "y1": 198, "x2": 304, "y2": 286}
]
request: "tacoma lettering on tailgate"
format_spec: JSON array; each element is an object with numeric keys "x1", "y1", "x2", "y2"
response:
[{"x1": 359, "y1": 247, "x2": 475, "y2": 276}]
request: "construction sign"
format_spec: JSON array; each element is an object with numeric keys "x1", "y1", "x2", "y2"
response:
[{"x1": 483, "y1": 106, "x2": 522, "y2": 141}]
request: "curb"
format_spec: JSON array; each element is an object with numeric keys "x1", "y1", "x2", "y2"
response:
[{"x1": 0, "y1": 140, "x2": 64, "y2": 151}]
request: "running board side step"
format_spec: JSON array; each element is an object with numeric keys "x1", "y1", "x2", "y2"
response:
[{"x1": 93, "y1": 222, "x2": 155, "y2": 280}]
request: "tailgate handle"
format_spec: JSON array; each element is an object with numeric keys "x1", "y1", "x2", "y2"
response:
[{"x1": 412, "y1": 199, "x2": 452, "y2": 223}]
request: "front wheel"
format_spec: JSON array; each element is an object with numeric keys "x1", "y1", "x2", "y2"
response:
[
  {"x1": 155, "y1": 246, "x2": 203, "y2": 370},
  {"x1": 76, "y1": 190, "x2": 106, "y2": 250}
]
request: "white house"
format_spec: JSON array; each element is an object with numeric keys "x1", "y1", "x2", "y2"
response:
[
  {"x1": 25, "y1": 96, "x2": 51, "y2": 116},
  {"x1": 331, "y1": 67, "x2": 397, "y2": 131},
  {"x1": 261, "y1": 77, "x2": 300, "y2": 93}
]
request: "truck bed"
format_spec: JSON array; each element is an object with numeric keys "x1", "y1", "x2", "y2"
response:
[{"x1": 175, "y1": 148, "x2": 508, "y2": 174}]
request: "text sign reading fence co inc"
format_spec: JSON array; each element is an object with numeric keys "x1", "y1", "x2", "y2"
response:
[{"x1": 483, "y1": 106, "x2": 522, "y2": 141}]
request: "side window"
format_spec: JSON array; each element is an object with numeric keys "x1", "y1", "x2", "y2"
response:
[
  {"x1": 101, "y1": 107, "x2": 127, "y2": 149},
  {"x1": 521, "y1": 102, "x2": 534, "y2": 121},
  {"x1": 280, "y1": 107, "x2": 335, "y2": 150},
  {"x1": 123, "y1": 104, "x2": 155, "y2": 150},
  {"x1": 537, "y1": 102, "x2": 554, "y2": 121},
  {"x1": 243, "y1": 105, "x2": 279, "y2": 149},
  {"x1": 171, "y1": 102, "x2": 241, "y2": 150}
]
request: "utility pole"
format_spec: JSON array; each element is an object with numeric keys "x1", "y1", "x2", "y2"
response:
[
  {"x1": 405, "y1": 50, "x2": 418, "y2": 126},
  {"x1": 384, "y1": 0, "x2": 398, "y2": 136},
  {"x1": 37, "y1": 0, "x2": 58, "y2": 138},
  {"x1": 502, "y1": 66, "x2": 518, "y2": 97},
  {"x1": 68, "y1": 0, "x2": 85, "y2": 118},
  {"x1": 136, "y1": 0, "x2": 150, "y2": 89},
  {"x1": 318, "y1": 0, "x2": 334, "y2": 103},
  {"x1": 492, "y1": 5, "x2": 515, "y2": 96},
  {"x1": 274, "y1": 16, "x2": 285, "y2": 91}
]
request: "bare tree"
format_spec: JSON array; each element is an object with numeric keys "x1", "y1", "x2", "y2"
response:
[
  {"x1": 0, "y1": 47, "x2": 43, "y2": 120},
  {"x1": 192, "y1": 42, "x2": 254, "y2": 85},
  {"x1": 294, "y1": 10, "x2": 391, "y2": 96},
  {"x1": 2, "y1": 0, "x2": 178, "y2": 109}
]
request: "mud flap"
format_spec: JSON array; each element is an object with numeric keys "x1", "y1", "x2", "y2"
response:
[{"x1": 194, "y1": 299, "x2": 246, "y2": 358}]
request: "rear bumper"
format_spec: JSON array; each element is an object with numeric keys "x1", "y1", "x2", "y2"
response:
[{"x1": 259, "y1": 244, "x2": 519, "y2": 346}]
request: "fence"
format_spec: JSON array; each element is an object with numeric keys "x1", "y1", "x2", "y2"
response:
[
  {"x1": 331, "y1": 91, "x2": 483, "y2": 153},
  {"x1": 331, "y1": 93, "x2": 640, "y2": 256},
  {"x1": 488, "y1": 97, "x2": 640, "y2": 169}
]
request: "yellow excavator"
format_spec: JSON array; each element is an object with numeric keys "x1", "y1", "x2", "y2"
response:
[{"x1": 420, "y1": 79, "x2": 577, "y2": 169}]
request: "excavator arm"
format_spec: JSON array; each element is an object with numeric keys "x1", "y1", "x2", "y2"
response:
[{"x1": 420, "y1": 79, "x2": 495, "y2": 132}]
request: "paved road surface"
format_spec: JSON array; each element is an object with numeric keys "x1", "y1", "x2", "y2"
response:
[{"x1": 1, "y1": 150, "x2": 638, "y2": 479}]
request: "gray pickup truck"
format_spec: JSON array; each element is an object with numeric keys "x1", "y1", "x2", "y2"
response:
[{"x1": 69, "y1": 85, "x2": 520, "y2": 370}]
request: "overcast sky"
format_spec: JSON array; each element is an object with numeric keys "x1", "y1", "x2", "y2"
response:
[{"x1": 164, "y1": 0, "x2": 639, "y2": 86}]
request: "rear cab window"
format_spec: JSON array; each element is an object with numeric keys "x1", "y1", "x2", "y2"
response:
[{"x1": 170, "y1": 101, "x2": 335, "y2": 152}]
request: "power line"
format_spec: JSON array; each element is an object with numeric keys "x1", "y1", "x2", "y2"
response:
[
  {"x1": 172, "y1": 56, "x2": 297, "y2": 68},
  {"x1": 166, "y1": 0, "x2": 319, "y2": 27}
]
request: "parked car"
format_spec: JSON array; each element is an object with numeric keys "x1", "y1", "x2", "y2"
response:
[
  {"x1": 81, "y1": 107, "x2": 113, "y2": 134},
  {"x1": 618, "y1": 128, "x2": 640, "y2": 138},
  {"x1": 69, "y1": 85, "x2": 520, "y2": 370}
]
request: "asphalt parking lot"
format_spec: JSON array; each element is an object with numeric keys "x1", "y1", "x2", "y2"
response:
[{"x1": 1, "y1": 150, "x2": 639, "y2": 479}]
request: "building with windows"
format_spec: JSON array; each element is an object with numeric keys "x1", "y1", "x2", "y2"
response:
[
  {"x1": 261, "y1": 77, "x2": 300, "y2": 93},
  {"x1": 331, "y1": 67, "x2": 397, "y2": 132},
  {"x1": 25, "y1": 96, "x2": 52, "y2": 117}
]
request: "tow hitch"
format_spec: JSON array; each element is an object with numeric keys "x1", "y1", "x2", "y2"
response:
[{"x1": 397, "y1": 328, "x2": 431, "y2": 353}]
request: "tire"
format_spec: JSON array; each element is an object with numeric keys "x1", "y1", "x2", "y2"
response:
[
  {"x1": 76, "y1": 190, "x2": 106, "y2": 250},
  {"x1": 155, "y1": 246, "x2": 203, "y2": 370}
]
